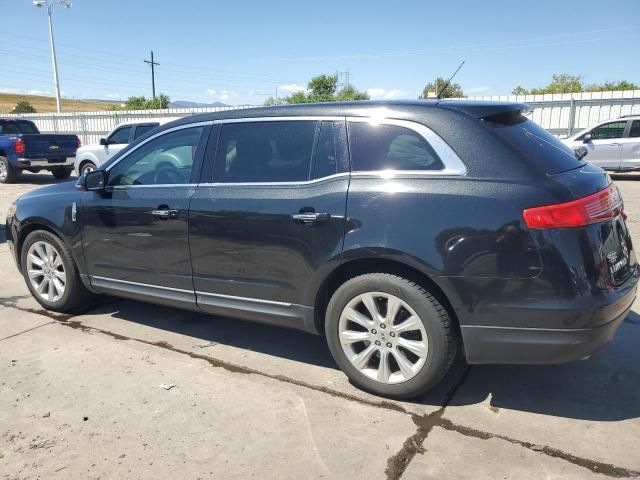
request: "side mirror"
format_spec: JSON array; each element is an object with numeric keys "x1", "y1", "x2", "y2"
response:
[
  {"x1": 583, "y1": 133, "x2": 592, "y2": 144},
  {"x1": 85, "y1": 170, "x2": 107, "y2": 191},
  {"x1": 100, "y1": 138, "x2": 108, "y2": 146}
]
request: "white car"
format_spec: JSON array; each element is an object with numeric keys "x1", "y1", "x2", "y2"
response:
[
  {"x1": 75, "y1": 118, "x2": 174, "y2": 175},
  {"x1": 563, "y1": 115, "x2": 640, "y2": 171}
]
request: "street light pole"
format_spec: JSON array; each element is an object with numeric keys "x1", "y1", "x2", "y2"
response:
[{"x1": 33, "y1": 0, "x2": 72, "y2": 113}]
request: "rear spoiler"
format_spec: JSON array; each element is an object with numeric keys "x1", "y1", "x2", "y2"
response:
[{"x1": 437, "y1": 100, "x2": 530, "y2": 119}]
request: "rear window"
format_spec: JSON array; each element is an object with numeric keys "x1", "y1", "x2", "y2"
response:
[
  {"x1": 134, "y1": 124, "x2": 159, "y2": 140},
  {"x1": 0, "y1": 120, "x2": 39, "y2": 135},
  {"x1": 484, "y1": 113, "x2": 584, "y2": 174}
]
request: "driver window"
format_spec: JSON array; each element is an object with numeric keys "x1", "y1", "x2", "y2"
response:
[
  {"x1": 108, "y1": 126, "x2": 204, "y2": 186},
  {"x1": 590, "y1": 122, "x2": 627, "y2": 140},
  {"x1": 108, "y1": 126, "x2": 132, "y2": 145}
]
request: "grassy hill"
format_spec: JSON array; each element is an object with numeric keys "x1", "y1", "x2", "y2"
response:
[{"x1": 0, "y1": 93, "x2": 121, "y2": 114}]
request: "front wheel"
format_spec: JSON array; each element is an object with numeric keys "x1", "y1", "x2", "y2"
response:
[
  {"x1": 79, "y1": 161, "x2": 96, "y2": 176},
  {"x1": 21, "y1": 230, "x2": 97, "y2": 313},
  {"x1": 51, "y1": 167, "x2": 72, "y2": 179},
  {"x1": 325, "y1": 273, "x2": 457, "y2": 399}
]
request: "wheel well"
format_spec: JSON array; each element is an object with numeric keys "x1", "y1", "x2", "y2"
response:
[
  {"x1": 0, "y1": 149, "x2": 6, "y2": 158},
  {"x1": 16, "y1": 224, "x2": 60, "y2": 268},
  {"x1": 314, "y1": 258, "x2": 459, "y2": 335}
]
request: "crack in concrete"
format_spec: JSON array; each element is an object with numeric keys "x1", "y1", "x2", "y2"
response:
[
  {"x1": 4, "y1": 303, "x2": 640, "y2": 478},
  {"x1": 0, "y1": 321, "x2": 55, "y2": 342},
  {"x1": 436, "y1": 417, "x2": 640, "y2": 478},
  {"x1": 384, "y1": 367, "x2": 471, "y2": 480}
]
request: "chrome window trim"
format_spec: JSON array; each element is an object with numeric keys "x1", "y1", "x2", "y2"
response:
[
  {"x1": 198, "y1": 172, "x2": 350, "y2": 187},
  {"x1": 346, "y1": 116, "x2": 467, "y2": 176},
  {"x1": 90, "y1": 275, "x2": 193, "y2": 294},
  {"x1": 110, "y1": 184, "x2": 196, "y2": 189},
  {"x1": 196, "y1": 290, "x2": 292, "y2": 307},
  {"x1": 105, "y1": 120, "x2": 213, "y2": 173},
  {"x1": 213, "y1": 116, "x2": 344, "y2": 124}
]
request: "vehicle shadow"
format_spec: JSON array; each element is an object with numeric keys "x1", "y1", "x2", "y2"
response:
[
  {"x1": 85, "y1": 299, "x2": 640, "y2": 422},
  {"x1": 16, "y1": 172, "x2": 77, "y2": 184},
  {"x1": 0, "y1": 226, "x2": 5, "y2": 245}
]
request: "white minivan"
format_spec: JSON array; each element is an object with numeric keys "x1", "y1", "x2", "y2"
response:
[
  {"x1": 75, "y1": 118, "x2": 174, "y2": 175},
  {"x1": 563, "y1": 115, "x2": 640, "y2": 171}
]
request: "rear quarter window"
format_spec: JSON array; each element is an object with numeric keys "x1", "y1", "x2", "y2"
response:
[
  {"x1": 348, "y1": 122, "x2": 444, "y2": 172},
  {"x1": 484, "y1": 113, "x2": 584, "y2": 174}
]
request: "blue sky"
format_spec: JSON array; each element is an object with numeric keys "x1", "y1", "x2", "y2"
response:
[{"x1": 1, "y1": 0, "x2": 639, "y2": 105}]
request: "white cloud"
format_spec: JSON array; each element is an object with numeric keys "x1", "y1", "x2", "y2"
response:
[
  {"x1": 28, "y1": 89, "x2": 51, "y2": 95},
  {"x1": 219, "y1": 90, "x2": 238, "y2": 101},
  {"x1": 366, "y1": 88, "x2": 411, "y2": 99},
  {"x1": 205, "y1": 89, "x2": 217, "y2": 97},
  {"x1": 0, "y1": 87, "x2": 20, "y2": 94},
  {"x1": 466, "y1": 86, "x2": 491, "y2": 95},
  {"x1": 247, "y1": 89, "x2": 256, "y2": 95},
  {"x1": 277, "y1": 83, "x2": 306, "y2": 94},
  {"x1": 105, "y1": 93, "x2": 122, "y2": 99}
]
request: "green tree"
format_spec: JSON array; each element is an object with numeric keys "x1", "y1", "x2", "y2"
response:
[
  {"x1": 530, "y1": 74, "x2": 583, "y2": 94},
  {"x1": 266, "y1": 74, "x2": 369, "y2": 105},
  {"x1": 124, "y1": 94, "x2": 170, "y2": 110},
  {"x1": 419, "y1": 77, "x2": 464, "y2": 99},
  {"x1": 511, "y1": 86, "x2": 529, "y2": 95},
  {"x1": 11, "y1": 101, "x2": 37, "y2": 113},
  {"x1": 586, "y1": 80, "x2": 639, "y2": 92}
]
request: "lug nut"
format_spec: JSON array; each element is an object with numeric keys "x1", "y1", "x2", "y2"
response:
[
  {"x1": 380, "y1": 323, "x2": 386, "y2": 329},
  {"x1": 390, "y1": 332, "x2": 396, "y2": 337},
  {"x1": 386, "y1": 342, "x2": 392, "y2": 348},
  {"x1": 371, "y1": 329, "x2": 377, "y2": 334},
  {"x1": 375, "y1": 340, "x2": 381, "y2": 346}
]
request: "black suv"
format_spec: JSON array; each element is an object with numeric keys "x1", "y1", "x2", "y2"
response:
[{"x1": 6, "y1": 100, "x2": 638, "y2": 399}]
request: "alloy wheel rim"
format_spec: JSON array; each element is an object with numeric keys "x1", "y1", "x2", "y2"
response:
[
  {"x1": 26, "y1": 241, "x2": 66, "y2": 303},
  {"x1": 0, "y1": 161, "x2": 6, "y2": 180},
  {"x1": 338, "y1": 291, "x2": 428, "y2": 384},
  {"x1": 82, "y1": 165, "x2": 95, "y2": 174}
]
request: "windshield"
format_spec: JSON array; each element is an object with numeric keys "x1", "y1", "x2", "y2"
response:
[
  {"x1": 0, "y1": 120, "x2": 39, "y2": 135},
  {"x1": 484, "y1": 113, "x2": 585, "y2": 174}
]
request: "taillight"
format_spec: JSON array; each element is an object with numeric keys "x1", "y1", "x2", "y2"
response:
[
  {"x1": 523, "y1": 184, "x2": 623, "y2": 229},
  {"x1": 77, "y1": 136, "x2": 82, "y2": 148},
  {"x1": 14, "y1": 138, "x2": 26, "y2": 155}
]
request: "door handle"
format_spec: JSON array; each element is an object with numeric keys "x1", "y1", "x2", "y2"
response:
[
  {"x1": 151, "y1": 209, "x2": 179, "y2": 219},
  {"x1": 610, "y1": 143, "x2": 621, "y2": 147},
  {"x1": 292, "y1": 212, "x2": 331, "y2": 224}
]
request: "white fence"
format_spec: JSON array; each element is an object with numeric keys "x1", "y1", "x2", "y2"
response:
[{"x1": 5, "y1": 90, "x2": 640, "y2": 143}]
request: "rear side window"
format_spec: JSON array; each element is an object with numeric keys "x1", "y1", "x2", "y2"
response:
[
  {"x1": 133, "y1": 124, "x2": 159, "y2": 140},
  {"x1": 591, "y1": 121, "x2": 627, "y2": 140},
  {"x1": 629, "y1": 121, "x2": 640, "y2": 138},
  {"x1": 214, "y1": 121, "x2": 317, "y2": 183},
  {"x1": 348, "y1": 122, "x2": 444, "y2": 172},
  {"x1": 485, "y1": 113, "x2": 584, "y2": 174},
  {"x1": 0, "y1": 120, "x2": 38, "y2": 134}
]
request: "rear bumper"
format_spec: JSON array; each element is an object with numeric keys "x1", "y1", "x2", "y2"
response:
[
  {"x1": 461, "y1": 279, "x2": 637, "y2": 364},
  {"x1": 16, "y1": 157, "x2": 75, "y2": 168}
]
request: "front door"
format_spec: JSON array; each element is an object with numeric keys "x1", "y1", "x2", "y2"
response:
[
  {"x1": 584, "y1": 121, "x2": 627, "y2": 170},
  {"x1": 189, "y1": 119, "x2": 349, "y2": 330},
  {"x1": 80, "y1": 123, "x2": 210, "y2": 308},
  {"x1": 98, "y1": 124, "x2": 132, "y2": 166}
]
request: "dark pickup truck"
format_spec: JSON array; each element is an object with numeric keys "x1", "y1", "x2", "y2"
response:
[{"x1": 0, "y1": 118, "x2": 80, "y2": 183}]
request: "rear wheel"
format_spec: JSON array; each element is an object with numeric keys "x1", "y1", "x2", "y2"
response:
[
  {"x1": 51, "y1": 167, "x2": 72, "y2": 179},
  {"x1": 79, "y1": 161, "x2": 96, "y2": 176},
  {"x1": 21, "y1": 230, "x2": 97, "y2": 313},
  {"x1": 0, "y1": 156, "x2": 17, "y2": 183},
  {"x1": 325, "y1": 273, "x2": 457, "y2": 399}
]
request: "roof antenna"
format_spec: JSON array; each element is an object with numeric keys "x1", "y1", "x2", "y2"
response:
[{"x1": 437, "y1": 60, "x2": 465, "y2": 99}]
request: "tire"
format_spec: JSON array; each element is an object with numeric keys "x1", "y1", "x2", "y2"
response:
[
  {"x1": 20, "y1": 230, "x2": 97, "y2": 314},
  {"x1": 325, "y1": 273, "x2": 457, "y2": 399},
  {"x1": 79, "y1": 161, "x2": 96, "y2": 176},
  {"x1": 51, "y1": 167, "x2": 73, "y2": 179},
  {"x1": 0, "y1": 156, "x2": 17, "y2": 183}
]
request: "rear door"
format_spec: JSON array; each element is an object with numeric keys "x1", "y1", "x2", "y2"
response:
[
  {"x1": 80, "y1": 122, "x2": 210, "y2": 308},
  {"x1": 188, "y1": 118, "x2": 349, "y2": 330},
  {"x1": 583, "y1": 121, "x2": 627, "y2": 169},
  {"x1": 620, "y1": 120, "x2": 640, "y2": 169}
]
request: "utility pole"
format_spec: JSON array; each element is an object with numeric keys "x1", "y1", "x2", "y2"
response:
[
  {"x1": 33, "y1": 0, "x2": 72, "y2": 113},
  {"x1": 144, "y1": 50, "x2": 160, "y2": 100}
]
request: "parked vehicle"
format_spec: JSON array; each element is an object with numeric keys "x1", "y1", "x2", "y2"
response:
[
  {"x1": 563, "y1": 115, "x2": 640, "y2": 170},
  {"x1": 74, "y1": 119, "x2": 173, "y2": 175},
  {"x1": 0, "y1": 118, "x2": 80, "y2": 183},
  {"x1": 6, "y1": 101, "x2": 638, "y2": 398}
]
